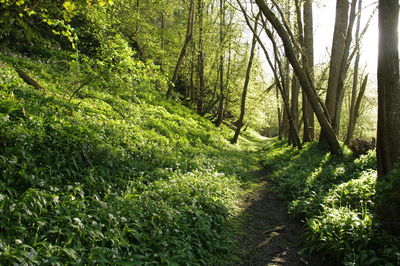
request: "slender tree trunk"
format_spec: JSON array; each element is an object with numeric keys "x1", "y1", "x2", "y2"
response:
[
  {"x1": 216, "y1": 0, "x2": 225, "y2": 126},
  {"x1": 290, "y1": 0, "x2": 301, "y2": 144},
  {"x1": 277, "y1": 86, "x2": 283, "y2": 140},
  {"x1": 345, "y1": 0, "x2": 363, "y2": 145},
  {"x1": 166, "y1": 0, "x2": 195, "y2": 98},
  {"x1": 281, "y1": 61, "x2": 290, "y2": 139},
  {"x1": 255, "y1": 0, "x2": 342, "y2": 155},
  {"x1": 291, "y1": 75, "x2": 300, "y2": 138},
  {"x1": 320, "y1": 0, "x2": 349, "y2": 141},
  {"x1": 281, "y1": 0, "x2": 291, "y2": 139},
  {"x1": 333, "y1": 0, "x2": 358, "y2": 135},
  {"x1": 197, "y1": 0, "x2": 205, "y2": 115},
  {"x1": 160, "y1": 12, "x2": 165, "y2": 73},
  {"x1": 231, "y1": 16, "x2": 258, "y2": 144},
  {"x1": 302, "y1": 0, "x2": 315, "y2": 142},
  {"x1": 346, "y1": 75, "x2": 368, "y2": 144},
  {"x1": 190, "y1": 39, "x2": 196, "y2": 102}
]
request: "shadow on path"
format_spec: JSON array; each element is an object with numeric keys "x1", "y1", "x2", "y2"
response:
[{"x1": 234, "y1": 168, "x2": 320, "y2": 266}]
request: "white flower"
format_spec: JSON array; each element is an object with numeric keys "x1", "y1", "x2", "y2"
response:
[
  {"x1": 67, "y1": 185, "x2": 73, "y2": 190},
  {"x1": 120, "y1": 217, "x2": 127, "y2": 223},
  {"x1": 108, "y1": 213, "x2": 114, "y2": 220},
  {"x1": 15, "y1": 239, "x2": 22, "y2": 245},
  {"x1": 92, "y1": 221, "x2": 97, "y2": 226},
  {"x1": 73, "y1": 217, "x2": 81, "y2": 224},
  {"x1": 53, "y1": 196, "x2": 60, "y2": 204}
]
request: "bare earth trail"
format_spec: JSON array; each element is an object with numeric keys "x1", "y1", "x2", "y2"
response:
[{"x1": 234, "y1": 168, "x2": 321, "y2": 266}]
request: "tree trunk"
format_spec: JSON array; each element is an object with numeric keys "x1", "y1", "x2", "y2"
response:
[
  {"x1": 255, "y1": 0, "x2": 342, "y2": 155},
  {"x1": 281, "y1": 63, "x2": 290, "y2": 139},
  {"x1": 166, "y1": 0, "x2": 195, "y2": 98},
  {"x1": 190, "y1": 39, "x2": 196, "y2": 102},
  {"x1": 302, "y1": 0, "x2": 314, "y2": 142},
  {"x1": 281, "y1": 0, "x2": 292, "y2": 140},
  {"x1": 216, "y1": 0, "x2": 225, "y2": 127},
  {"x1": 377, "y1": 0, "x2": 400, "y2": 177},
  {"x1": 291, "y1": 75, "x2": 300, "y2": 139},
  {"x1": 345, "y1": 0, "x2": 363, "y2": 145},
  {"x1": 197, "y1": 0, "x2": 205, "y2": 115},
  {"x1": 346, "y1": 75, "x2": 368, "y2": 144},
  {"x1": 320, "y1": 0, "x2": 349, "y2": 141},
  {"x1": 231, "y1": 16, "x2": 258, "y2": 144},
  {"x1": 377, "y1": 0, "x2": 400, "y2": 236},
  {"x1": 333, "y1": 0, "x2": 358, "y2": 135}
]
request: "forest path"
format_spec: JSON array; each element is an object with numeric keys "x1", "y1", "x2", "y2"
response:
[{"x1": 234, "y1": 167, "x2": 320, "y2": 266}]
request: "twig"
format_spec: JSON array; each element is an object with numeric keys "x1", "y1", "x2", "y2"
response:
[
  {"x1": 69, "y1": 78, "x2": 93, "y2": 102},
  {"x1": 263, "y1": 226, "x2": 286, "y2": 234},
  {"x1": 246, "y1": 225, "x2": 259, "y2": 234}
]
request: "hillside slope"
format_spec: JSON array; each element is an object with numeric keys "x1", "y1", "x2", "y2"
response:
[{"x1": 0, "y1": 50, "x2": 261, "y2": 265}]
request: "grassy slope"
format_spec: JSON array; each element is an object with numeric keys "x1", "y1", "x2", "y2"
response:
[
  {"x1": 261, "y1": 140, "x2": 400, "y2": 265},
  {"x1": 0, "y1": 50, "x2": 262, "y2": 265}
]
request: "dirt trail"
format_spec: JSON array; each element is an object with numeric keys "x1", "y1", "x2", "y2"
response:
[{"x1": 235, "y1": 168, "x2": 320, "y2": 266}]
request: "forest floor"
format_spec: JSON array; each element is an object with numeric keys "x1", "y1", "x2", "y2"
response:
[{"x1": 234, "y1": 167, "x2": 321, "y2": 266}]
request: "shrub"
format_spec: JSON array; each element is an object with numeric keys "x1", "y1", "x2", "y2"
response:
[{"x1": 261, "y1": 139, "x2": 400, "y2": 265}]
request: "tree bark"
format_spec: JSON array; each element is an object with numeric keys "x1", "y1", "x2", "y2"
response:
[
  {"x1": 216, "y1": 0, "x2": 225, "y2": 126},
  {"x1": 377, "y1": 0, "x2": 400, "y2": 177},
  {"x1": 255, "y1": 0, "x2": 341, "y2": 155},
  {"x1": 302, "y1": 0, "x2": 314, "y2": 142},
  {"x1": 377, "y1": 0, "x2": 400, "y2": 236},
  {"x1": 166, "y1": 0, "x2": 195, "y2": 98},
  {"x1": 281, "y1": 0, "x2": 292, "y2": 139},
  {"x1": 291, "y1": 75, "x2": 300, "y2": 140},
  {"x1": 197, "y1": 0, "x2": 205, "y2": 115}
]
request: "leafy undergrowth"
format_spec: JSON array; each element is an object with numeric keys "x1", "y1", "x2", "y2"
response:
[
  {"x1": 0, "y1": 49, "x2": 262, "y2": 265},
  {"x1": 261, "y1": 139, "x2": 400, "y2": 265}
]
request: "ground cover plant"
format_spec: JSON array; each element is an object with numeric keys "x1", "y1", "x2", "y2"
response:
[
  {"x1": 261, "y1": 140, "x2": 400, "y2": 265},
  {"x1": 0, "y1": 48, "x2": 261, "y2": 265}
]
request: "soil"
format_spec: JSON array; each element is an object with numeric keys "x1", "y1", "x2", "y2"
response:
[{"x1": 235, "y1": 168, "x2": 321, "y2": 266}]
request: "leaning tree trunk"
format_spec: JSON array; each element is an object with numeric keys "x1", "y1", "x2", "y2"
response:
[
  {"x1": 255, "y1": 0, "x2": 342, "y2": 155},
  {"x1": 166, "y1": 0, "x2": 195, "y2": 98},
  {"x1": 231, "y1": 16, "x2": 258, "y2": 144}
]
